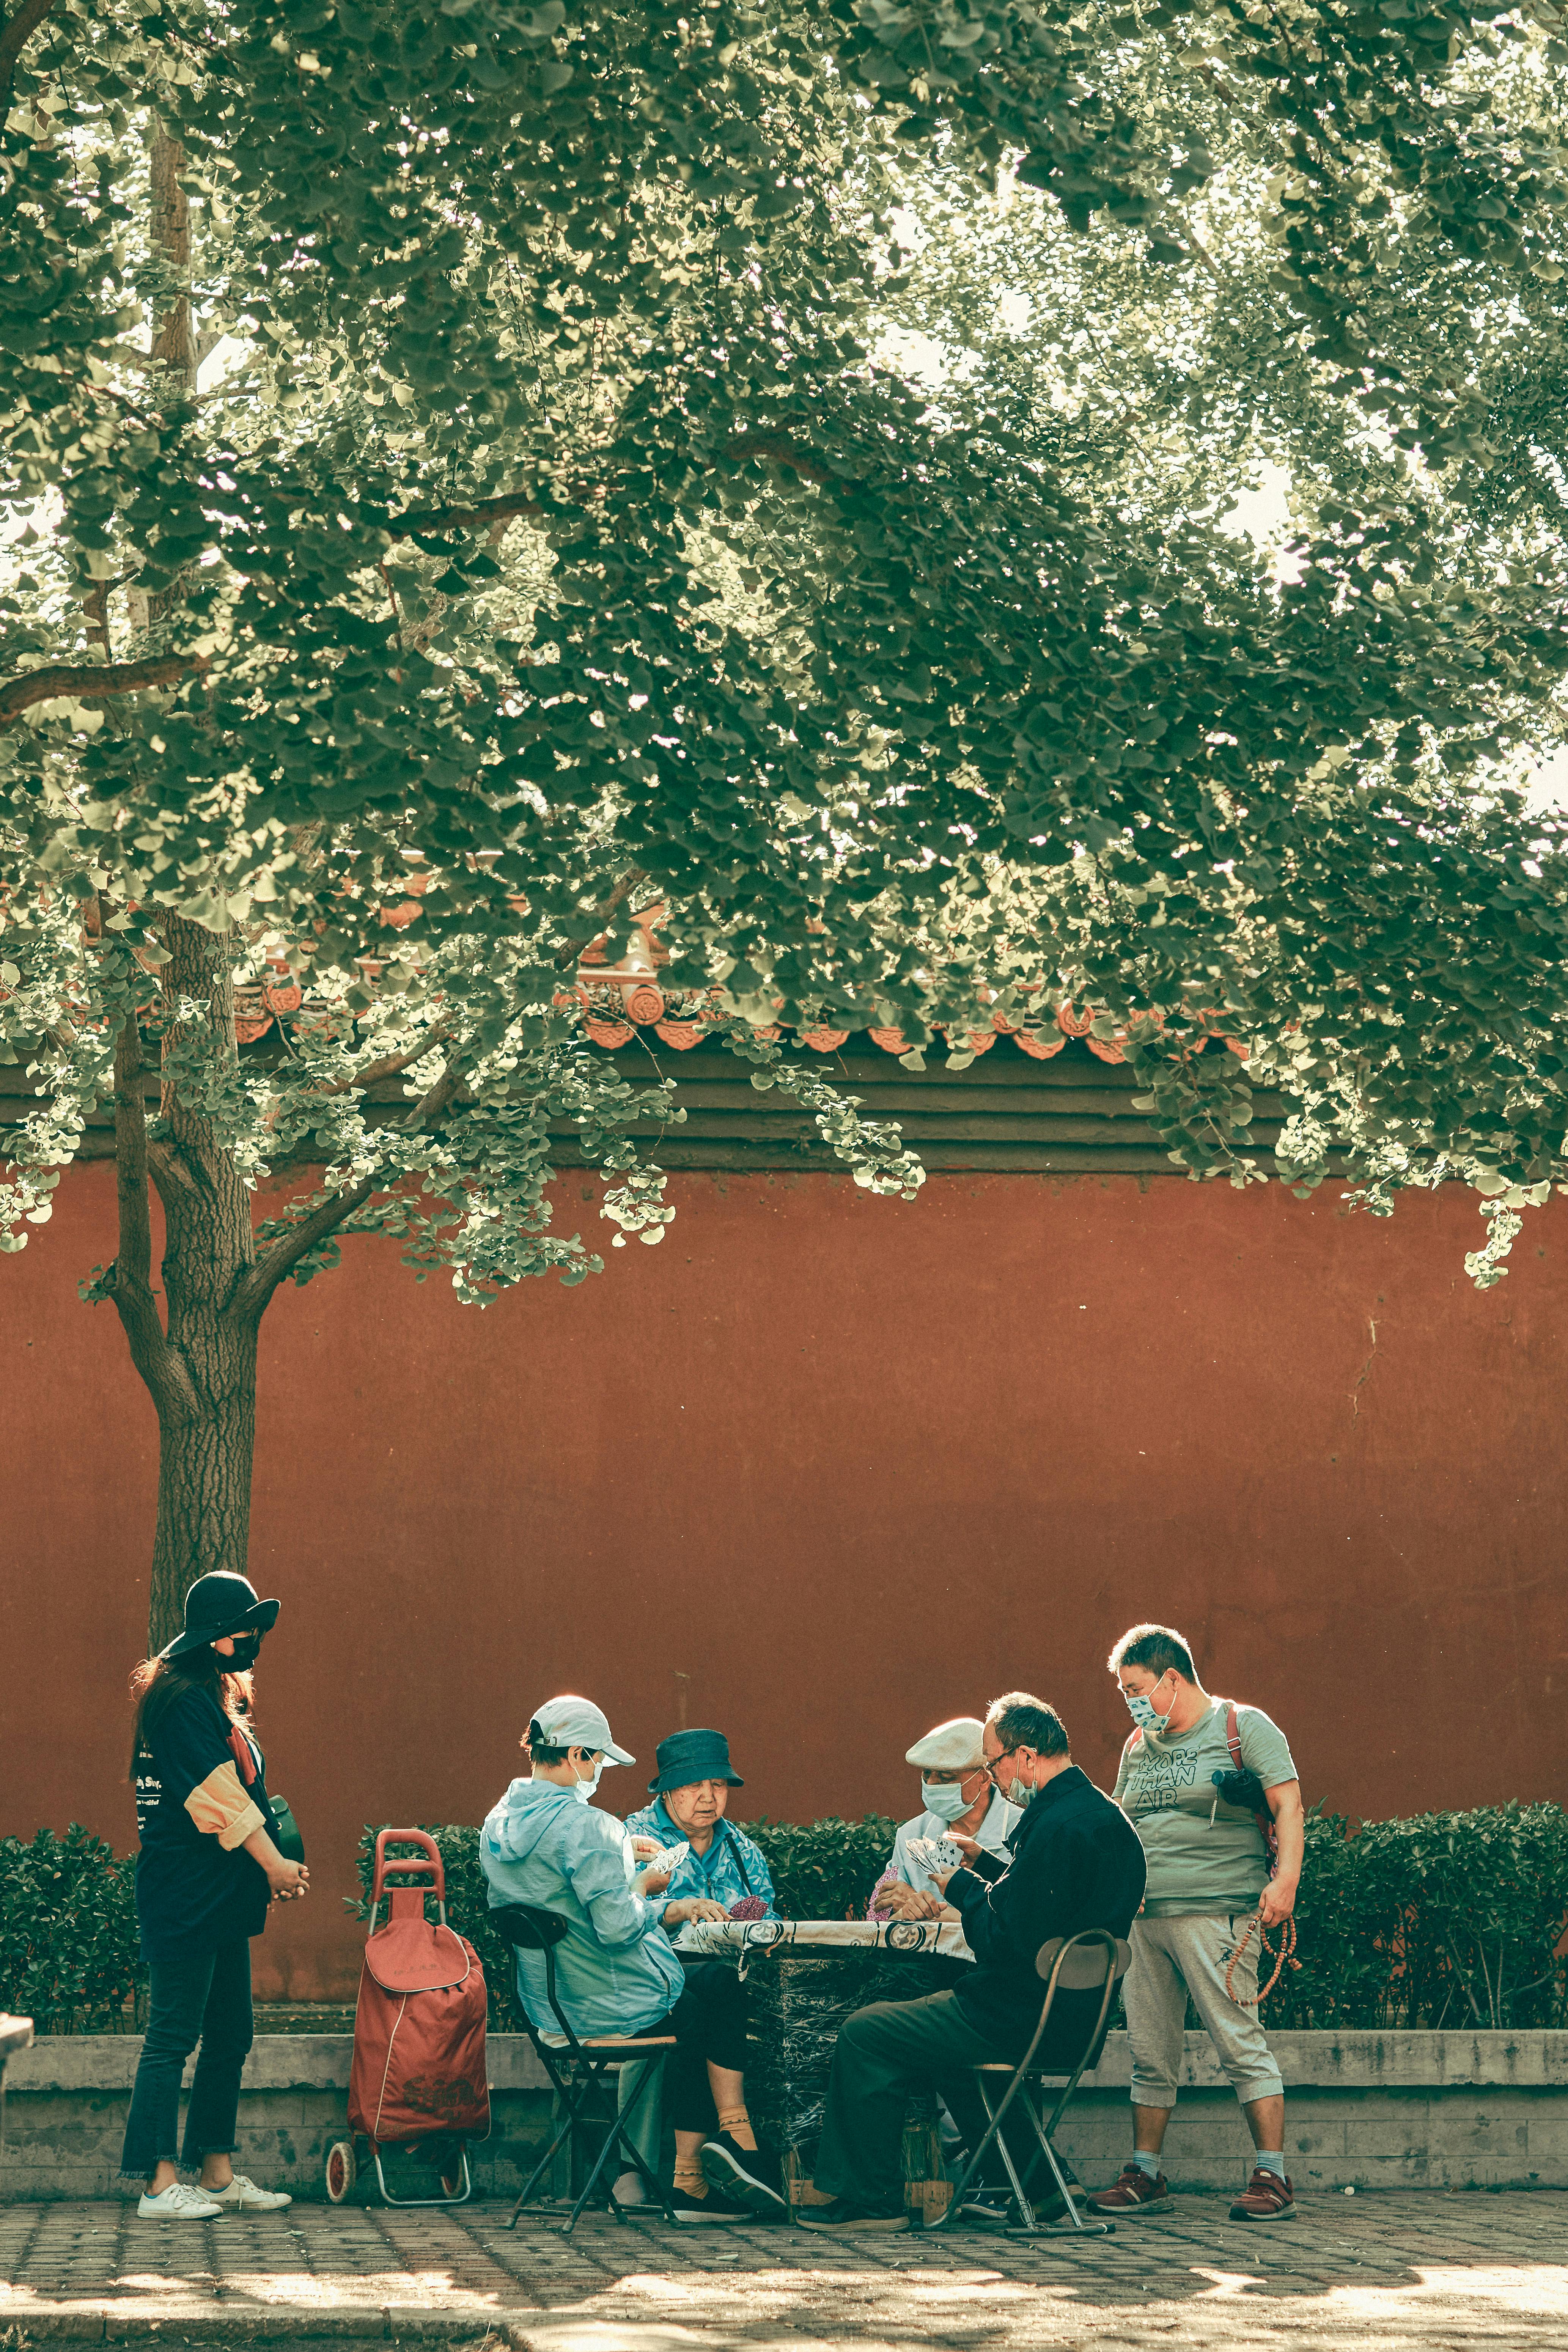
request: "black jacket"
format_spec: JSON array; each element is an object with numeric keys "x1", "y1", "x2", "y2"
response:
[{"x1": 948, "y1": 1764, "x2": 1147, "y2": 2055}]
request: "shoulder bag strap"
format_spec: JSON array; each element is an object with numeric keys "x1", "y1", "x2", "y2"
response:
[
  {"x1": 722, "y1": 1824, "x2": 754, "y2": 1897},
  {"x1": 1220, "y1": 1700, "x2": 1279, "y2": 1874},
  {"x1": 227, "y1": 1723, "x2": 258, "y2": 1785}
]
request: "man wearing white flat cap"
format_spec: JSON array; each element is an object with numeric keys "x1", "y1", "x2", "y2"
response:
[{"x1": 868, "y1": 1717, "x2": 1024, "y2": 1921}]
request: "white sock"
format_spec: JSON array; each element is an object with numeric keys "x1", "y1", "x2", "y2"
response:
[
  {"x1": 1131, "y1": 2149, "x2": 1161, "y2": 2179},
  {"x1": 1255, "y1": 2151, "x2": 1286, "y2": 2181}
]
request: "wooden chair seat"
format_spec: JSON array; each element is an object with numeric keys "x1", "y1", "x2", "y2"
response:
[{"x1": 582, "y1": 2035, "x2": 678, "y2": 2049}]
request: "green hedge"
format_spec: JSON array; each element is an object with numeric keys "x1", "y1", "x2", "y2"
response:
[
  {"x1": 8, "y1": 1805, "x2": 1566, "y2": 2034},
  {"x1": 0, "y1": 1826, "x2": 144, "y2": 2033},
  {"x1": 1271, "y1": 1802, "x2": 1568, "y2": 2031}
]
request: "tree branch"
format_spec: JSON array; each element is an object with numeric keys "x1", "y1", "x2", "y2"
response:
[
  {"x1": 80, "y1": 580, "x2": 111, "y2": 657},
  {"x1": 0, "y1": 0, "x2": 57, "y2": 118},
  {"x1": 387, "y1": 491, "x2": 546, "y2": 538},
  {"x1": 385, "y1": 437, "x2": 833, "y2": 541},
  {"x1": 723, "y1": 435, "x2": 835, "y2": 486},
  {"x1": 0, "y1": 654, "x2": 204, "y2": 725},
  {"x1": 105, "y1": 1016, "x2": 182, "y2": 1396},
  {"x1": 555, "y1": 869, "x2": 648, "y2": 968},
  {"x1": 231, "y1": 1056, "x2": 468, "y2": 1320},
  {"x1": 231, "y1": 1171, "x2": 380, "y2": 1320},
  {"x1": 377, "y1": 560, "x2": 406, "y2": 656},
  {"x1": 313, "y1": 1039, "x2": 440, "y2": 1099}
]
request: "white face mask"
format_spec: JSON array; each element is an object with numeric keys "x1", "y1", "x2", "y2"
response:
[
  {"x1": 922, "y1": 1778, "x2": 975, "y2": 1822},
  {"x1": 571, "y1": 1756, "x2": 604, "y2": 1804}
]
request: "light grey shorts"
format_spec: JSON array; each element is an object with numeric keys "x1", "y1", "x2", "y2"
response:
[{"x1": 1124, "y1": 1913, "x2": 1285, "y2": 2110}]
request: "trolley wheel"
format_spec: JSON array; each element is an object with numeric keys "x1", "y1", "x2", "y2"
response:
[{"x1": 325, "y1": 2139, "x2": 358, "y2": 2203}]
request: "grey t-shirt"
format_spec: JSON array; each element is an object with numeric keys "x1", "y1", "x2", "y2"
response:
[{"x1": 1112, "y1": 1700, "x2": 1297, "y2": 1918}]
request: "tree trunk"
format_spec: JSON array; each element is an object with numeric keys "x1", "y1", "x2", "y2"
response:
[
  {"x1": 146, "y1": 1318, "x2": 258, "y2": 1650},
  {"x1": 113, "y1": 117, "x2": 259, "y2": 1654},
  {"x1": 148, "y1": 117, "x2": 196, "y2": 380},
  {"x1": 146, "y1": 913, "x2": 259, "y2": 1648},
  {"x1": 107, "y1": 912, "x2": 263, "y2": 1654}
]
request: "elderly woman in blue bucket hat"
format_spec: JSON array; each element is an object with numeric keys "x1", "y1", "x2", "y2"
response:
[{"x1": 623, "y1": 1728, "x2": 779, "y2": 1922}]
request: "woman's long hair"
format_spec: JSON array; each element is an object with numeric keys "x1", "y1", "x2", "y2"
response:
[{"x1": 129, "y1": 1648, "x2": 254, "y2": 1778}]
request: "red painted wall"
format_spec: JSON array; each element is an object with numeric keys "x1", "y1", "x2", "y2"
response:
[{"x1": 3, "y1": 1161, "x2": 1565, "y2": 2001}]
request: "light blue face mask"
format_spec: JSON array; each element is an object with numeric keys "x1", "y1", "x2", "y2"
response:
[
  {"x1": 922, "y1": 1778, "x2": 975, "y2": 1822},
  {"x1": 1124, "y1": 1680, "x2": 1173, "y2": 1735},
  {"x1": 572, "y1": 1757, "x2": 604, "y2": 1804}
]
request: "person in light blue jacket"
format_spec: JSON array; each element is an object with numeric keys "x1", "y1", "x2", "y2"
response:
[{"x1": 481, "y1": 1693, "x2": 786, "y2": 2226}]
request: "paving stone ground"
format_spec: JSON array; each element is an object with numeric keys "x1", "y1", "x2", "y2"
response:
[{"x1": 0, "y1": 2191, "x2": 1565, "y2": 2348}]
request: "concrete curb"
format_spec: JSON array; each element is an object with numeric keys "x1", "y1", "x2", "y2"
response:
[{"x1": 0, "y1": 2306, "x2": 549, "y2": 2341}]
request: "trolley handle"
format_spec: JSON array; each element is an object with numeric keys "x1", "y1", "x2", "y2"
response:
[{"x1": 371, "y1": 1827, "x2": 447, "y2": 1923}]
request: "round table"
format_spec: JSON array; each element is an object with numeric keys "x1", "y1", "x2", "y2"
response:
[{"x1": 673, "y1": 1918, "x2": 973, "y2": 2215}]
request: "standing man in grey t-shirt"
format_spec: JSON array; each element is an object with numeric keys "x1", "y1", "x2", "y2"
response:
[{"x1": 1088, "y1": 1623, "x2": 1304, "y2": 2223}]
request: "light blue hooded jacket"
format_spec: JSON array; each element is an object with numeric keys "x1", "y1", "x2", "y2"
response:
[{"x1": 480, "y1": 1777, "x2": 684, "y2": 2040}]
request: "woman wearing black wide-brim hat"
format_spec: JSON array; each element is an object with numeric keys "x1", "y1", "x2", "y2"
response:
[{"x1": 120, "y1": 1572, "x2": 309, "y2": 2220}]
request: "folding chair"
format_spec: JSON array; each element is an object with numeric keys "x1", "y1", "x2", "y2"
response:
[
  {"x1": 929, "y1": 1927, "x2": 1130, "y2": 2239},
  {"x1": 491, "y1": 1902, "x2": 677, "y2": 2233}
]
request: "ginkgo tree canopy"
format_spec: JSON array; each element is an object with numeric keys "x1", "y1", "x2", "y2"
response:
[{"x1": 5, "y1": 0, "x2": 1568, "y2": 1302}]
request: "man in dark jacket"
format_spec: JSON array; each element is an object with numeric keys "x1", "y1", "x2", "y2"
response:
[{"x1": 794, "y1": 1692, "x2": 1146, "y2": 2232}]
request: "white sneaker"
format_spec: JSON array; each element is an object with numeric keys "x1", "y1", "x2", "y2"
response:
[
  {"x1": 206, "y1": 2174, "x2": 293, "y2": 2212},
  {"x1": 137, "y1": 2182, "x2": 224, "y2": 2220}
]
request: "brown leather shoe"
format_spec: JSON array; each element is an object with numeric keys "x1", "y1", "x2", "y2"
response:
[
  {"x1": 1228, "y1": 2168, "x2": 1296, "y2": 2220},
  {"x1": 1088, "y1": 2163, "x2": 1174, "y2": 2216}
]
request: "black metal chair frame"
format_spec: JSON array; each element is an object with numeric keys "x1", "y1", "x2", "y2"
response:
[
  {"x1": 491, "y1": 1901, "x2": 677, "y2": 2233},
  {"x1": 928, "y1": 1928, "x2": 1129, "y2": 2240}
]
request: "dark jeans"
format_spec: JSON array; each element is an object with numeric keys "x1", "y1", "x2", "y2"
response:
[
  {"x1": 636, "y1": 1960, "x2": 748, "y2": 2134},
  {"x1": 121, "y1": 1937, "x2": 254, "y2": 2179},
  {"x1": 813, "y1": 1988, "x2": 1069, "y2": 2206}
]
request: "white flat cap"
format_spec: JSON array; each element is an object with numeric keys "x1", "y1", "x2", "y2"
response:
[
  {"x1": 905, "y1": 1716, "x2": 986, "y2": 1770},
  {"x1": 530, "y1": 1695, "x2": 635, "y2": 1766}
]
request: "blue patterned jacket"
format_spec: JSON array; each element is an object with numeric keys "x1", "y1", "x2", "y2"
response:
[{"x1": 621, "y1": 1799, "x2": 780, "y2": 1918}]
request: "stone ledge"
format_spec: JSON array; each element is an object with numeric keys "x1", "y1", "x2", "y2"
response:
[
  {"x1": 7, "y1": 2035, "x2": 550, "y2": 2094},
  {"x1": 6, "y1": 2030, "x2": 1568, "y2": 2199},
  {"x1": 13, "y1": 2028, "x2": 1566, "y2": 2097},
  {"x1": 1078, "y1": 2028, "x2": 1568, "y2": 2090}
]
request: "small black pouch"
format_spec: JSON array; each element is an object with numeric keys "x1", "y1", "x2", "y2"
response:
[
  {"x1": 1211, "y1": 1766, "x2": 1268, "y2": 1813},
  {"x1": 269, "y1": 1794, "x2": 305, "y2": 1864}
]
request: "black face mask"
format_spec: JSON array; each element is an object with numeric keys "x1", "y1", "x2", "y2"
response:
[{"x1": 222, "y1": 1635, "x2": 262, "y2": 1671}]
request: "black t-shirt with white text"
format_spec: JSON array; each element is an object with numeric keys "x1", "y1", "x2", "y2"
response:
[{"x1": 133, "y1": 1686, "x2": 272, "y2": 1959}]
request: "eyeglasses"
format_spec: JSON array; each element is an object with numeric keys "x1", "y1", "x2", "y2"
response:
[{"x1": 984, "y1": 1748, "x2": 1020, "y2": 1783}]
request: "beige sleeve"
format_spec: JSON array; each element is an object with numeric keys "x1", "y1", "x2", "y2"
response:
[{"x1": 186, "y1": 1760, "x2": 266, "y2": 1850}]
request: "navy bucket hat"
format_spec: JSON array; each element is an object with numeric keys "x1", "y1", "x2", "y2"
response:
[{"x1": 648, "y1": 1727, "x2": 744, "y2": 1794}]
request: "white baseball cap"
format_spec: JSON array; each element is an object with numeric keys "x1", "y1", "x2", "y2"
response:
[
  {"x1": 530, "y1": 1695, "x2": 635, "y2": 1766},
  {"x1": 905, "y1": 1716, "x2": 987, "y2": 1770}
]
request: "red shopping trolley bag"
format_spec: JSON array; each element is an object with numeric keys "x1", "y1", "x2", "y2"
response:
[{"x1": 349, "y1": 1830, "x2": 491, "y2": 2152}]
